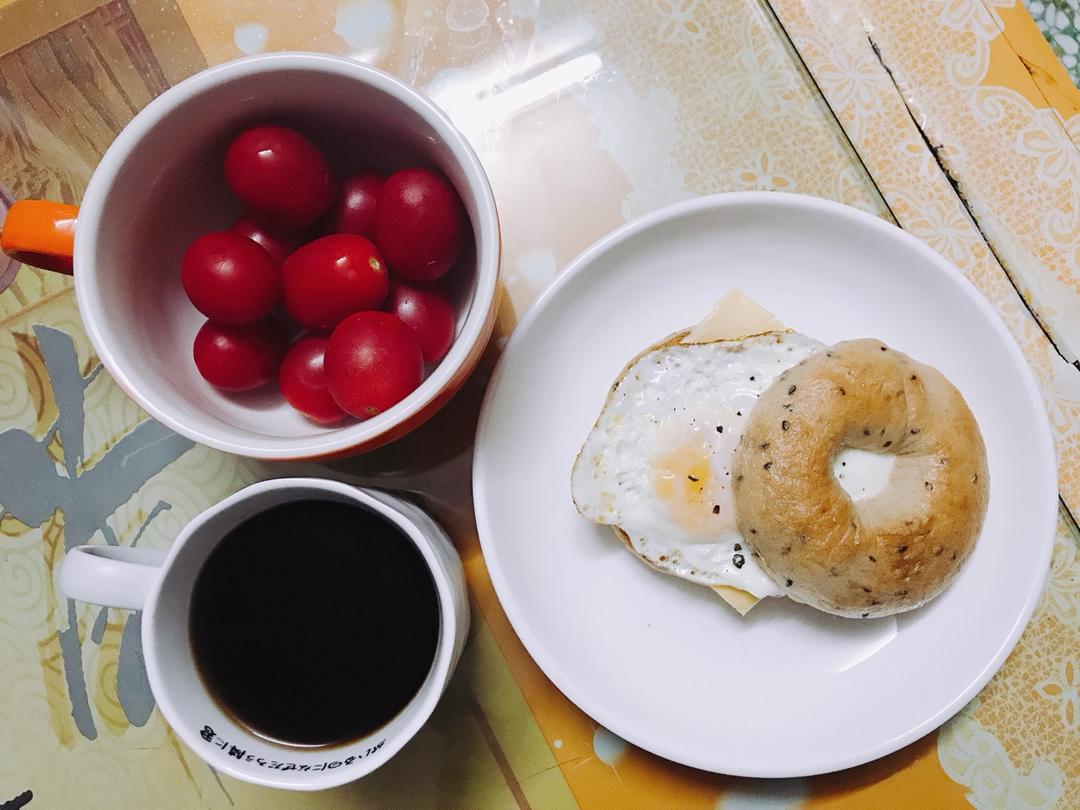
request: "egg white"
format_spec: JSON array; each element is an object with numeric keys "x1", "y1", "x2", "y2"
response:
[{"x1": 572, "y1": 331, "x2": 824, "y2": 598}]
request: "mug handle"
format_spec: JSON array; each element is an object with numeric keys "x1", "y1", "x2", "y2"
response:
[
  {"x1": 59, "y1": 546, "x2": 167, "y2": 611},
  {"x1": 0, "y1": 199, "x2": 78, "y2": 274}
]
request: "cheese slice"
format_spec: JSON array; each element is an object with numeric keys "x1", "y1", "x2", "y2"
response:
[
  {"x1": 711, "y1": 584, "x2": 761, "y2": 616},
  {"x1": 683, "y1": 289, "x2": 786, "y2": 344},
  {"x1": 681, "y1": 289, "x2": 788, "y2": 616}
]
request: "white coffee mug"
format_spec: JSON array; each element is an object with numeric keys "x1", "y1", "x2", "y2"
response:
[{"x1": 58, "y1": 478, "x2": 469, "y2": 791}]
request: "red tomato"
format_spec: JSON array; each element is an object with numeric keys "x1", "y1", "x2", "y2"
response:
[
  {"x1": 278, "y1": 334, "x2": 346, "y2": 424},
  {"x1": 282, "y1": 234, "x2": 389, "y2": 330},
  {"x1": 318, "y1": 171, "x2": 384, "y2": 238},
  {"x1": 373, "y1": 168, "x2": 465, "y2": 281},
  {"x1": 193, "y1": 318, "x2": 288, "y2": 391},
  {"x1": 325, "y1": 312, "x2": 423, "y2": 418},
  {"x1": 224, "y1": 125, "x2": 334, "y2": 229},
  {"x1": 181, "y1": 231, "x2": 281, "y2": 324},
  {"x1": 384, "y1": 281, "x2": 456, "y2": 364},
  {"x1": 229, "y1": 216, "x2": 306, "y2": 265}
]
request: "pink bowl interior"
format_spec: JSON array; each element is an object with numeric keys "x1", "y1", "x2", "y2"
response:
[{"x1": 82, "y1": 60, "x2": 486, "y2": 456}]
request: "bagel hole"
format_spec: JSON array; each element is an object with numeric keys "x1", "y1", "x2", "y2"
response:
[
  {"x1": 845, "y1": 454, "x2": 937, "y2": 531},
  {"x1": 832, "y1": 447, "x2": 896, "y2": 502}
]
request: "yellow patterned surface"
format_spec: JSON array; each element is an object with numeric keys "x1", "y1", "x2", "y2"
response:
[
  {"x1": 770, "y1": 2, "x2": 1080, "y2": 806},
  {"x1": 0, "y1": 0, "x2": 1076, "y2": 807}
]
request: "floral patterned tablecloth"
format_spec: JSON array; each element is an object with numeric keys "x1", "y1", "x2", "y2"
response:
[{"x1": 0, "y1": 1, "x2": 1077, "y2": 808}]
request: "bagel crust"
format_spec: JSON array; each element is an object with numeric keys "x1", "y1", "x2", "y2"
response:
[{"x1": 731, "y1": 338, "x2": 989, "y2": 618}]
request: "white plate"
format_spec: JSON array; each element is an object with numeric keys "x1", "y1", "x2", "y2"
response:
[{"x1": 473, "y1": 193, "x2": 1057, "y2": 777}]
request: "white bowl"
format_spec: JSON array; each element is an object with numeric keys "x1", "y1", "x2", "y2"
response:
[{"x1": 75, "y1": 53, "x2": 499, "y2": 460}]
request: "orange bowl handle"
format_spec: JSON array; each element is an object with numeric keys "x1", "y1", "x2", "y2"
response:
[{"x1": 0, "y1": 200, "x2": 78, "y2": 275}]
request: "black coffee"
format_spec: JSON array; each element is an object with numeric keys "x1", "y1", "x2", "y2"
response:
[{"x1": 189, "y1": 498, "x2": 440, "y2": 747}]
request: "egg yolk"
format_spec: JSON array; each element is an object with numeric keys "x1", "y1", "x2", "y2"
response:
[{"x1": 650, "y1": 446, "x2": 718, "y2": 535}]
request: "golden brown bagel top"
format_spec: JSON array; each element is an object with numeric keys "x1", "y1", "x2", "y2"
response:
[{"x1": 731, "y1": 338, "x2": 989, "y2": 618}]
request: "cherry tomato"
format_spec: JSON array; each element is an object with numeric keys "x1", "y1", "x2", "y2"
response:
[
  {"x1": 282, "y1": 234, "x2": 389, "y2": 330},
  {"x1": 224, "y1": 125, "x2": 334, "y2": 229},
  {"x1": 383, "y1": 281, "x2": 456, "y2": 364},
  {"x1": 193, "y1": 318, "x2": 288, "y2": 392},
  {"x1": 318, "y1": 171, "x2": 384, "y2": 238},
  {"x1": 181, "y1": 231, "x2": 281, "y2": 324},
  {"x1": 373, "y1": 168, "x2": 465, "y2": 281},
  {"x1": 325, "y1": 311, "x2": 423, "y2": 418},
  {"x1": 278, "y1": 334, "x2": 346, "y2": 424},
  {"x1": 229, "y1": 215, "x2": 306, "y2": 265}
]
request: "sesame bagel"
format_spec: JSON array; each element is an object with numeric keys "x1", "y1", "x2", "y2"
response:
[{"x1": 731, "y1": 338, "x2": 988, "y2": 618}]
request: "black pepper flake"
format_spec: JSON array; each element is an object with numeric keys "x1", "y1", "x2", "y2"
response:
[
  {"x1": 861, "y1": 612, "x2": 870, "y2": 618},
  {"x1": 736, "y1": 410, "x2": 742, "y2": 416},
  {"x1": 838, "y1": 386, "x2": 846, "y2": 395},
  {"x1": 734, "y1": 543, "x2": 742, "y2": 551},
  {"x1": 750, "y1": 376, "x2": 755, "y2": 381},
  {"x1": 716, "y1": 425, "x2": 723, "y2": 433},
  {"x1": 911, "y1": 428, "x2": 920, "y2": 434},
  {"x1": 870, "y1": 599, "x2": 880, "y2": 606},
  {"x1": 951, "y1": 551, "x2": 958, "y2": 560},
  {"x1": 842, "y1": 461, "x2": 847, "y2": 466},
  {"x1": 880, "y1": 346, "x2": 887, "y2": 351},
  {"x1": 897, "y1": 545, "x2": 908, "y2": 554},
  {"x1": 787, "y1": 385, "x2": 797, "y2": 395},
  {"x1": 863, "y1": 429, "x2": 871, "y2": 436},
  {"x1": 785, "y1": 578, "x2": 793, "y2": 587},
  {"x1": 910, "y1": 375, "x2": 917, "y2": 381},
  {"x1": 883, "y1": 440, "x2": 892, "y2": 448},
  {"x1": 687, "y1": 475, "x2": 699, "y2": 482},
  {"x1": 924, "y1": 481, "x2": 933, "y2": 491},
  {"x1": 782, "y1": 420, "x2": 790, "y2": 431},
  {"x1": 861, "y1": 586, "x2": 871, "y2": 593},
  {"x1": 736, "y1": 474, "x2": 744, "y2": 482},
  {"x1": 763, "y1": 462, "x2": 772, "y2": 470},
  {"x1": 750, "y1": 528, "x2": 757, "y2": 535},
  {"x1": 896, "y1": 589, "x2": 909, "y2": 597},
  {"x1": 868, "y1": 555, "x2": 877, "y2": 563},
  {"x1": 659, "y1": 555, "x2": 667, "y2": 561},
  {"x1": 760, "y1": 442, "x2": 770, "y2": 450},
  {"x1": 781, "y1": 544, "x2": 791, "y2": 555},
  {"x1": 712, "y1": 504, "x2": 720, "y2": 515},
  {"x1": 732, "y1": 553, "x2": 745, "y2": 569}
]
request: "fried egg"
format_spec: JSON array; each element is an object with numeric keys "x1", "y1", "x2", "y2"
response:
[{"x1": 571, "y1": 330, "x2": 824, "y2": 599}]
